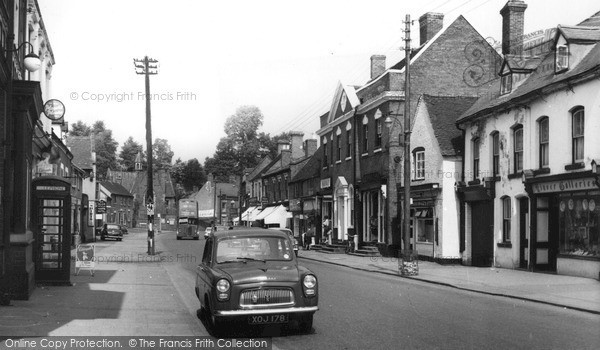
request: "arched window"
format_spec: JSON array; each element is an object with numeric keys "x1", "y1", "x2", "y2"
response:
[
  {"x1": 513, "y1": 125, "x2": 523, "y2": 173},
  {"x1": 538, "y1": 117, "x2": 549, "y2": 168},
  {"x1": 491, "y1": 132, "x2": 500, "y2": 176},
  {"x1": 502, "y1": 196, "x2": 511, "y2": 243},
  {"x1": 571, "y1": 107, "x2": 584, "y2": 163},
  {"x1": 472, "y1": 138, "x2": 480, "y2": 180}
]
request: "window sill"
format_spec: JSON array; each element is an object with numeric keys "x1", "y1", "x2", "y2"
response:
[
  {"x1": 412, "y1": 178, "x2": 425, "y2": 182},
  {"x1": 497, "y1": 242, "x2": 512, "y2": 248},
  {"x1": 507, "y1": 172, "x2": 522, "y2": 180},
  {"x1": 373, "y1": 148, "x2": 382, "y2": 153},
  {"x1": 533, "y1": 168, "x2": 551, "y2": 175},
  {"x1": 565, "y1": 162, "x2": 584, "y2": 171},
  {"x1": 335, "y1": 160, "x2": 341, "y2": 164},
  {"x1": 361, "y1": 153, "x2": 368, "y2": 157},
  {"x1": 345, "y1": 157, "x2": 352, "y2": 161}
]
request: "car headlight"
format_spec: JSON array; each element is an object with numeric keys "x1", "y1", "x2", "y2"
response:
[
  {"x1": 303, "y1": 274, "x2": 317, "y2": 297},
  {"x1": 216, "y1": 279, "x2": 230, "y2": 293},
  {"x1": 303, "y1": 275, "x2": 316, "y2": 289}
]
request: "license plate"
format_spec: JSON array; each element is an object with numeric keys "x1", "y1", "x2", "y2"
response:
[{"x1": 248, "y1": 314, "x2": 288, "y2": 325}]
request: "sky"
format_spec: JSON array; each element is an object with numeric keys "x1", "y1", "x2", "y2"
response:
[{"x1": 38, "y1": 0, "x2": 599, "y2": 163}]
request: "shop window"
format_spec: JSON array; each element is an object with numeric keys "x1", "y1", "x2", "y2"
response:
[
  {"x1": 571, "y1": 107, "x2": 584, "y2": 163},
  {"x1": 538, "y1": 117, "x2": 549, "y2": 168},
  {"x1": 502, "y1": 196, "x2": 511, "y2": 242},
  {"x1": 513, "y1": 126, "x2": 523, "y2": 173},
  {"x1": 559, "y1": 193, "x2": 599, "y2": 258},
  {"x1": 472, "y1": 138, "x2": 480, "y2": 180},
  {"x1": 415, "y1": 209, "x2": 434, "y2": 243},
  {"x1": 491, "y1": 132, "x2": 500, "y2": 177}
]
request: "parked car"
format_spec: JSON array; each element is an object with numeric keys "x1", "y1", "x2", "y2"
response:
[
  {"x1": 101, "y1": 224, "x2": 124, "y2": 241},
  {"x1": 119, "y1": 225, "x2": 128, "y2": 234},
  {"x1": 269, "y1": 228, "x2": 299, "y2": 256},
  {"x1": 195, "y1": 228, "x2": 318, "y2": 335}
]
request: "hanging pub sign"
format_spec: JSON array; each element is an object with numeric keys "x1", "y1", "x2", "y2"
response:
[{"x1": 43, "y1": 99, "x2": 66, "y2": 121}]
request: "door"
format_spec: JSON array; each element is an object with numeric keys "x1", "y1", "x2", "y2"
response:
[
  {"x1": 534, "y1": 197, "x2": 558, "y2": 271},
  {"x1": 471, "y1": 201, "x2": 494, "y2": 267},
  {"x1": 35, "y1": 197, "x2": 71, "y2": 283},
  {"x1": 519, "y1": 197, "x2": 529, "y2": 269}
]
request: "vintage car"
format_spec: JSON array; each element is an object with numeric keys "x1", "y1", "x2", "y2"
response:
[
  {"x1": 195, "y1": 228, "x2": 318, "y2": 334},
  {"x1": 269, "y1": 227, "x2": 299, "y2": 256},
  {"x1": 101, "y1": 224, "x2": 123, "y2": 241}
]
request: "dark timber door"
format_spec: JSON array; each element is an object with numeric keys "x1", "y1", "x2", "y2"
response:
[
  {"x1": 519, "y1": 197, "x2": 529, "y2": 269},
  {"x1": 471, "y1": 201, "x2": 494, "y2": 267}
]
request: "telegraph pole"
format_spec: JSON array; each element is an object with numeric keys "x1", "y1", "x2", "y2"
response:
[
  {"x1": 134, "y1": 56, "x2": 158, "y2": 255},
  {"x1": 401, "y1": 14, "x2": 417, "y2": 275}
]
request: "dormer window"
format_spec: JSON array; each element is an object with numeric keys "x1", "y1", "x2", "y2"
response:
[
  {"x1": 555, "y1": 45, "x2": 569, "y2": 73},
  {"x1": 500, "y1": 74, "x2": 512, "y2": 95}
]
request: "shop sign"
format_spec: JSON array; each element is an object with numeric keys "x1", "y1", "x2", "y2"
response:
[
  {"x1": 531, "y1": 177, "x2": 598, "y2": 194},
  {"x1": 96, "y1": 200, "x2": 106, "y2": 213},
  {"x1": 412, "y1": 200, "x2": 434, "y2": 207},
  {"x1": 75, "y1": 244, "x2": 95, "y2": 275},
  {"x1": 36, "y1": 185, "x2": 66, "y2": 191}
]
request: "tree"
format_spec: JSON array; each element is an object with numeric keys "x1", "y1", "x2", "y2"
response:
[
  {"x1": 171, "y1": 158, "x2": 206, "y2": 197},
  {"x1": 153, "y1": 138, "x2": 174, "y2": 170},
  {"x1": 69, "y1": 120, "x2": 91, "y2": 136},
  {"x1": 119, "y1": 137, "x2": 143, "y2": 171},
  {"x1": 224, "y1": 105, "x2": 264, "y2": 142},
  {"x1": 94, "y1": 129, "x2": 118, "y2": 179}
]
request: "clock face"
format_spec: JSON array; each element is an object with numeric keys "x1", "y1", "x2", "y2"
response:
[{"x1": 340, "y1": 94, "x2": 347, "y2": 112}]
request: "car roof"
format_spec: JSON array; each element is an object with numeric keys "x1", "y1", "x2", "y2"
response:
[
  {"x1": 211, "y1": 228, "x2": 288, "y2": 239},
  {"x1": 107, "y1": 224, "x2": 120, "y2": 227}
]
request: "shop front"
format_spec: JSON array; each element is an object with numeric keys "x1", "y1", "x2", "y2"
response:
[
  {"x1": 404, "y1": 184, "x2": 441, "y2": 260},
  {"x1": 525, "y1": 173, "x2": 600, "y2": 279}
]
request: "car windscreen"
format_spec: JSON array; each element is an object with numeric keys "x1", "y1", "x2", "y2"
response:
[
  {"x1": 107, "y1": 225, "x2": 120, "y2": 230},
  {"x1": 215, "y1": 236, "x2": 293, "y2": 263}
]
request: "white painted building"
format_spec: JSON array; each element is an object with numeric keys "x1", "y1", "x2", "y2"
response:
[{"x1": 457, "y1": 2, "x2": 600, "y2": 278}]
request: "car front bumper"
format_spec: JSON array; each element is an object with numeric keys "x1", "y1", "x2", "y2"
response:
[{"x1": 214, "y1": 306, "x2": 318, "y2": 316}]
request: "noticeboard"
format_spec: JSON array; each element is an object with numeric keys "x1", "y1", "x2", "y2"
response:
[{"x1": 75, "y1": 244, "x2": 95, "y2": 276}]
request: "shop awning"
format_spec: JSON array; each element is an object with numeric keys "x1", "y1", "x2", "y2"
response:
[
  {"x1": 263, "y1": 205, "x2": 293, "y2": 226},
  {"x1": 238, "y1": 206, "x2": 260, "y2": 221},
  {"x1": 254, "y1": 206, "x2": 277, "y2": 221}
]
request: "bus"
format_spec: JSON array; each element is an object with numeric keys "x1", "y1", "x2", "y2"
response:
[{"x1": 177, "y1": 199, "x2": 200, "y2": 240}]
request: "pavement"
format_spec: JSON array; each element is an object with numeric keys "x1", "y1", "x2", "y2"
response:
[
  {"x1": 1, "y1": 228, "x2": 599, "y2": 338},
  {"x1": 297, "y1": 248, "x2": 600, "y2": 314}
]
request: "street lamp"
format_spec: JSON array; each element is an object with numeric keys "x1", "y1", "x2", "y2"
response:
[{"x1": 1, "y1": 41, "x2": 42, "y2": 73}]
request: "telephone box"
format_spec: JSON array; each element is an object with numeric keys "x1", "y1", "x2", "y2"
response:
[{"x1": 32, "y1": 176, "x2": 72, "y2": 285}]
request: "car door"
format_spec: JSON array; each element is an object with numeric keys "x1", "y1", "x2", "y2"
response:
[{"x1": 197, "y1": 238, "x2": 214, "y2": 302}]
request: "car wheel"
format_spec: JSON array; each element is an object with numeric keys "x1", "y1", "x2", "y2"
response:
[
  {"x1": 205, "y1": 298, "x2": 224, "y2": 336},
  {"x1": 101, "y1": 235, "x2": 105, "y2": 241},
  {"x1": 176, "y1": 236, "x2": 181, "y2": 240},
  {"x1": 298, "y1": 314, "x2": 313, "y2": 333},
  {"x1": 194, "y1": 236, "x2": 199, "y2": 240}
]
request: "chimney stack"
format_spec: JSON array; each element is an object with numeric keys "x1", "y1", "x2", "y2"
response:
[
  {"x1": 304, "y1": 139, "x2": 318, "y2": 158},
  {"x1": 277, "y1": 140, "x2": 290, "y2": 155},
  {"x1": 370, "y1": 55, "x2": 386, "y2": 80},
  {"x1": 500, "y1": 0, "x2": 528, "y2": 55},
  {"x1": 419, "y1": 12, "x2": 444, "y2": 46},
  {"x1": 289, "y1": 131, "x2": 304, "y2": 159}
]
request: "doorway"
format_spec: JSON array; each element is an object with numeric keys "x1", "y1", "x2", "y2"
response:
[
  {"x1": 471, "y1": 201, "x2": 494, "y2": 267},
  {"x1": 519, "y1": 197, "x2": 529, "y2": 269}
]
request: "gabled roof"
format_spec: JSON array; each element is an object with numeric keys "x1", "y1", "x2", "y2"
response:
[
  {"x1": 326, "y1": 81, "x2": 360, "y2": 124},
  {"x1": 557, "y1": 24, "x2": 600, "y2": 43},
  {"x1": 421, "y1": 95, "x2": 478, "y2": 156},
  {"x1": 290, "y1": 145, "x2": 322, "y2": 183},
  {"x1": 67, "y1": 136, "x2": 94, "y2": 170},
  {"x1": 262, "y1": 153, "x2": 286, "y2": 177},
  {"x1": 459, "y1": 34, "x2": 600, "y2": 123},
  {"x1": 578, "y1": 10, "x2": 600, "y2": 27},
  {"x1": 99, "y1": 181, "x2": 133, "y2": 198},
  {"x1": 503, "y1": 55, "x2": 544, "y2": 73},
  {"x1": 247, "y1": 156, "x2": 273, "y2": 182}
]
